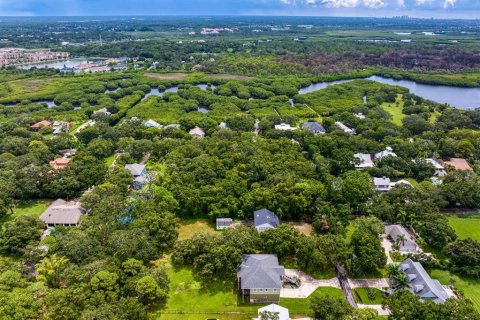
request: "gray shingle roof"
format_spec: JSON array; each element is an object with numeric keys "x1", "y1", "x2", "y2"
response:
[
  {"x1": 125, "y1": 164, "x2": 146, "y2": 177},
  {"x1": 238, "y1": 254, "x2": 285, "y2": 289},
  {"x1": 385, "y1": 225, "x2": 418, "y2": 253},
  {"x1": 216, "y1": 218, "x2": 232, "y2": 227},
  {"x1": 40, "y1": 199, "x2": 85, "y2": 225},
  {"x1": 254, "y1": 208, "x2": 280, "y2": 229},
  {"x1": 401, "y1": 258, "x2": 452, "y2": 304},
  {"x1": 301, "y1": 121, "x2": 326, "y2": 133}
]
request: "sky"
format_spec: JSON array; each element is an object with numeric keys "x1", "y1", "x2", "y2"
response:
[{"x1": 0, "y1": 0, "x2": 478, "y2": 18}]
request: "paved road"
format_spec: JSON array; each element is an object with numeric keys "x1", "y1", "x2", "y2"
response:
[
  {"x1": 280, "y1": 269, "x2": 340, "y2": 298},
  {"x1": 381, "y1": 237, "x2": 395, "y2": 264}
]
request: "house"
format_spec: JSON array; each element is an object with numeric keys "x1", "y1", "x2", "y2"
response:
[
  {"x1": 391, "y1": 179, "x2": 413, "y2": 188},
  {"x1": 164, "y1": 124, "x2": 181, "y2": 129},
  {"x1": 254, "y1": 208, "x2": 280, "y2": 232},
  {"x1": 424, "y1": 158, "x2": 446, "y2": 177},
  {"x1": 254, "y1": 304, "x2": 291, "y2": 320},
  {"x1": 385, "y1": 225, "x2": 419, "y2": 254},
  {"x1": 354, "y1": 153, "x2": 374, "y2": 170},
  {"x1": 112, "y1": 63, "x2": 128, "y2": 71},
  {"x1": 144, "y1": 119, "x2": 163, "y2": 129},
  {"x1": 442, "y1": 158, "x2": 472, "y2": 172},
  {"x1": 125, "y1": 164, "x2": 147, "y2": 189},
  {"x1": 274, "y1": 123, "x2": 297, "y2": 131},
  {"x1": 400, "y1": 259, "x2": 455, "y2": 304},
  {"x1": 189, "y1": 127, "x2": 205, "y2": 138},
  {"x1": 93, "y1": 108, "x2": 111, "y2": 116},
  {"x1": 375, "y1": 147, "x2": 397, "y2": 161},
  {"x1": 216, "y1": 218, "x2": 233, "y2": 230},
  {"x1": 52, "y1": 121, "x2": 71, "y2": 135},
  {"x1": 237, "y1": 254, "x2": 285, "y2": 303},
  {"x1": 354, "y1": 112, "x2": 366, "y2": 119},
  {"x1": 301, "y1": 121, "x2": 326, "y2": 135},
  {"x1": 374, "y1": 177, "x2": 391, "y2": 192},
  {"x1": 30, "y1": 120, "x2": 51, "y2": 132},
  {"x1": 39, "y1": 199, "x2": 86, "y2": 227},
  {"x1": 335, "y1": 121, "x2": 355, "y2": 135},
  {"x1": 49, "y1": 157, "x2": 71, "y2": 170}
]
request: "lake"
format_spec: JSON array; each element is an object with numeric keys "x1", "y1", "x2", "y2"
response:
[
  {"x1": 298, "y1": 76, "x2": 480, "y2": 110},
  {"x1": 18, "y1": 60, "x2": 88, "y2": 70}
]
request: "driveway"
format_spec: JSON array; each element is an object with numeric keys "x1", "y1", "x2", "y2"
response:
[
  {"x1": 357, "y1": 304, "x2": 391, "y2": 316},
  {"x1": 349, "y1": 278, "x2": 390, "y2": 290},
  {"x1": 381, "y1": 237, "x2": 394, "y2": 264},
  {"x1": 280, "y1": 269, "x2": 340, "y2": 298}
]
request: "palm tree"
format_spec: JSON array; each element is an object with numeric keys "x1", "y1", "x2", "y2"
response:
[
  {"x1": 396, "y1": 234, "x2": 407, "y2": 248},
  {"x1": 393, "y1": 272, "x2": 410, "y2": 290}
]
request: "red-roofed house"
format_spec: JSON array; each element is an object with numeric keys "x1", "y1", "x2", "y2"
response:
[
  {"x1": 30, "y1": 120, "x2": 52, "y2": 132},
  {"x1": 442, "y1": 158, "x2": 472, "y2": 172}
]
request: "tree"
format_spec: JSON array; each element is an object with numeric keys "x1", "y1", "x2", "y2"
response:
[
  {"x1": 36, "y1": 254, "x2": 69, "y2": 288},
  {"x1": 447, "y1": 238, "x2": 480, "y2": 278},
  {"x1": 353, "y1": 216, "x2": 384, "y2": 237},
  {"x1": 297, "y1": 234, "x2": 349, "y2": 274},
  {"x1": 383, "y1": 290, "x2": 426, "y2": 320},
  {"x1": 135, "y1": 275, "x2": 167, "y2": 306},
  {"x1": 402, "y1": 114, "x2": 430, "y2": 135},
  {"x1": 350, "y1": 230, "x2": 386, "y2": 275},
  {"x1": 259, "y1": 224, "x2": 301, "y2": 259},
  {"x1": 0, "y1": 215, "x2": 44, "y2": 255},
  {"x1": 387, "y1": 264, "x2": 409, "y2": 290},
  {"x1": 310, "y1": 296, "x2": 353, "y2": 320},
  {"x1": 259, "y1": 311, "x2": 280, "y2": 320},
  {"x1": 332, "y1": 171, "x2": 374, "y2": 213}
]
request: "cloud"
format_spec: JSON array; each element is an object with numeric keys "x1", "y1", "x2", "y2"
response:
[
  {"x1": 278, "y1": 0, "x2": 464, "y2": 9},
  {"x1": 443, "y1": 0, "x2": 456, "y2": 7}
]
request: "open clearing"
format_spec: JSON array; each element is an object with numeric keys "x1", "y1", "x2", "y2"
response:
[
  {"x1": 430, "y1": 269, "x2": 480, "y2": 312},
  {"x1": 178, "y1": 219, "x2": 217, "y2": 240},
  {"x1": 448, "y1": 215, "x2": 480, "y2": 241},
  {"x1": 381, "y1": 94, "x2": 405, "y2": 126}
]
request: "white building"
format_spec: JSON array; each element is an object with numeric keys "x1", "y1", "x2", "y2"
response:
[
  {"x1": 354, "y1": 153, "x2": 374, "y2": 170},
  {"x1": 424, "y1": 158, "x2": 446, "y2": 177},
  {"x1": 374, "y1": 177, "x2": 391, "y2": 192},
  {"x1": 335, "y1": 121, "x2": 355, "y2": 135},
  {"x1": 189, "y1": 127, "x2": 205, "y2": 138},
  {"x1": 375, "y1": 147, "x2": 397, "y2": 161},
  {"x1": 274, "y1": 123, "x2": 297, "y2": 131},
  {"x1": 254, "y1": 304, "x2": 291, "y2": 320},
  {"x1": 144, "y1": 119, "x2": 163, "y2": 129}
]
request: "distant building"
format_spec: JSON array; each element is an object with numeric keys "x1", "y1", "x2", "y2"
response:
[
  {"x1": 254, "y1": 304, "x2": 291, "y2": 320},
  {"x1": 216, "y1": 218, "x2": 233, "y2": 230},
  {"x1": 354, "y1": 153, "x2": 374, "y2": 170},
  {"x1": 385, "y1": 225, "x2": 419, "y2": 254},
  {"x1": 442, "y1": 158, "x2": 472, "y2": 172},
  {"x1": 399, "y1": 259, "x2": 455, "y2": 304},
  {"x1": 189, "y1": 127, "x2": 205, "y2": 138},
  {"x1": 354, "y1": 112, "x2": 366, "y2": 119},
  {"x1": 254, "y1": 208, "x2": 280, "y2": 232},
  {"x1": 274, "y1": 123, "x2": 297, "y2": 131},
  {"x1": 49, "y1": 157, "x2": 71, "y2": 170},
  {"x1": 301, "y1": 121, "x2": 326, "y2": 135},
  {"x1": 237, "y1": 254, "x2": 285, "y2": 303},
  {"x1": 164, "y1": 124, "x2": 181, "y2": 129},
  {"x1": 424, "y1": 158, "x2": 446, "y2": 177},
  {"x1": 93, "y1": 108, "x2": 111, "y2": 116},
  {"x1": 374, "y1": 177, "x2": 391, "y2": 192},
  {"x1": 125, "y1": 164, "x2": 147, "y2": 189},
  {"x1": 391, "y1": 179, "x2": 413, "y2": 188},
  {"x1": 40, "y1": 199, "x2": 86, "y2": 227},
  {"x1": 112, "y1": 63, "x2": 128, "y2": 71},
  {"x1": 144, "y1": 119, "x2": 163, "y2": 129},
  {"x1": 30, "y1": 120, "x2": 51, "y2": 132},
  {"x1": 335, "y1": 121, "x2": 355, "y2": 135},
  {"x1": 375, "y1": 147, "x2": 397, "y2": 161}
]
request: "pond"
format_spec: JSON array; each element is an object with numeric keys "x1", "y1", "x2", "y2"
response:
[
  {"x1": 298, "y1": 76, "x2": 480, "y2": 110},
  {"x1": 17, "y1": 59, "x2": 88, "y2": 70},
  {"x1": 142, "y1": 84, "x2": 214, "y2": 100}
]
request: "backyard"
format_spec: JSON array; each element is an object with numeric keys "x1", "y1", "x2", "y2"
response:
[
  {"x1": 0, "y1": 199, "x2": 51, "y2": 227},
  {"x1": 448, "y1": 215, "x2": 480, "y2": 241}
]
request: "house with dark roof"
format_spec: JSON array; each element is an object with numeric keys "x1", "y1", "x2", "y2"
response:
[
  {"x1": 125, "y1": 164, "x2": 147, "y2": 189},
  {"x1": 400, "y1": 259, "x2": 455, "y2": 304},
  {"x1": 254, "y1": 208, "x2": 280, "y2": 232},
  {"x1": 301, "y1": 121, "x2": 325, "y2": 135},
  {"x1": 237, "y1": 254, "x2": 285, "y2": 303},
  {"x1": 385, "y1": 225, "x2": 419, "y2": 254},
  {"x1": 39, "y1": 199, "x2": 86, "y2": 227}
]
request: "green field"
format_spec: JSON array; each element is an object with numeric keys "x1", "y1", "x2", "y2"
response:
[
  {"x1": 381, "y1": 94, "x2": 405, "y2": 126},
  {"x1": 353, "y1": 288, "x2": 385, "y2": 305},
  {"x1": 448, "y1": 215, "x2": 480, "y2": 241},
  {"x1": 0, "y1": 199, "x2": 51, "y2": 227},
  {"x1": 152, "y1": 261, "x2": 343, "y2": 319},
  {"x1": 430, "y1": 269, "x2": 480, "y2": 312}
]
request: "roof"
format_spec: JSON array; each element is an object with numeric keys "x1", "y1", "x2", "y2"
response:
[
  {"x1": 424, "y1": 158, "x2": 444, "y2": 170},
  {"x1": 354, "y1": 153, "x2": 374, "y2": 168},
  {"x1": 256, "y1": 304, "x2": 290, "y2": 320},
  {"x1": 39, "y1": 199, "x2": 85, "y2": 225},
  {"x1": 237, "y1": 254, "x2": 285, "y2": 289},
  {"x1": 49, "y1": 157, "x2": 71, "y2": 170},
  {"x1": 274, "y1": 123, "x2": 297, "y2": 131},
  {"x1": 254, "y1": 208, "x2": 280, "y2": 229},
  {"x1": 386, "y1": 225, "x2": 417, "y2": 252},
  {"x1": 189, "y1": 127, "x2": 205, "y2": 136},
  {"x1": 216, "y1": 218, "x2": 233, "y2": 226},
  {"x1": 335, "y1": 121, "x2": 355, "y2": 134},
  {"x1": 31, "y1": 120, "x2": 51, "y2": 128},
  {"x1": 301, "y1": 121, "x2": 325, "y2": 133},
  {"x1": 375, "y1": 147, "x2": 397, "y2": 160},
  {"x1": 144, "y1": 119, "x2": 163, "y2": 129},
  {"x1": 374, "y1": 177, "x2": 391, "y2": 186},
  {"x1": 125, "y1": 164, "x2": 146, "y2": 177},
  {"x1": 443, "y1": 158, "x2": 472, "y2": 171},
  {"x1": 400, "y1": 258, "x2": 453, "y2": 304}
]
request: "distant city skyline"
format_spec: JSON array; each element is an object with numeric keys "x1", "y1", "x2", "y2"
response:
[{"x1": 0, "y1": 0, "x2": 478, "y2": 19}]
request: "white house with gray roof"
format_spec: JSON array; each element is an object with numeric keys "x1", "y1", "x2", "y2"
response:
[
  {"x1": 254, "y1": 304, "x2": 291, "y2": 320},
  {"x1": 400, "y1": 258, "x2": 455, "y2": 304},
  {"x1": 40, "y1": 199, "x2": 86, "y2": 227},
  {"x1": 237, "y1": 254, "x2": 285, "y2": 303},
  {"x1": 125, "y1": 164, "x2": 147, "y2": 189},
  {"x1": 374, "y1": 177, "x2": 391, "y2": 192},
  {"x1": 375, "y1": 147, "x2": 397, "y2": 161},
  {"x1": 354, "y1": 153, "x2": 374, "y2": 170},
  {"x1": 254, "y1": 208, "x2": 280, "y2": 232},
  {"x1": 335, "y1": 121, "x2": 355, "y2": 135},
  {"x1": 301, "y1": 121, "x2": 325, "y2": 135},
  {"x1": 385, "y1": 225, "x2": 419, "y2": 254}
]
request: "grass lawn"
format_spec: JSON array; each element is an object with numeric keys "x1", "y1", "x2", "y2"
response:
[
  {"x1": 152, "y1": 260, "x2": 343, "y2": 319},
  {"x1": 0, "y1": 199, "x2": 52, "y2": 227},
  {"x1": 430, "y1": 269, "x2": 480, "y2": 312},
  {"x1": 353, "y1": 288, "x2": 385, "y2": 305},
  {"x1": 382, "y1": 94, "x2": 405, "y2": 126},
  {"x1": 178, "y1": 219, "x2": 217, "y2": 241},
  {"x1": 448, "y1": 215, "x2": 480, "y2": 241},
  {"x1": 104, "y1": 154, "x2": 116, "y2": 167}
]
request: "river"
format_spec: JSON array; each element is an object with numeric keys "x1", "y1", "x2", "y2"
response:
[{"x1": 298, "y1": 76, "x2": 480, "y2": 110}]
